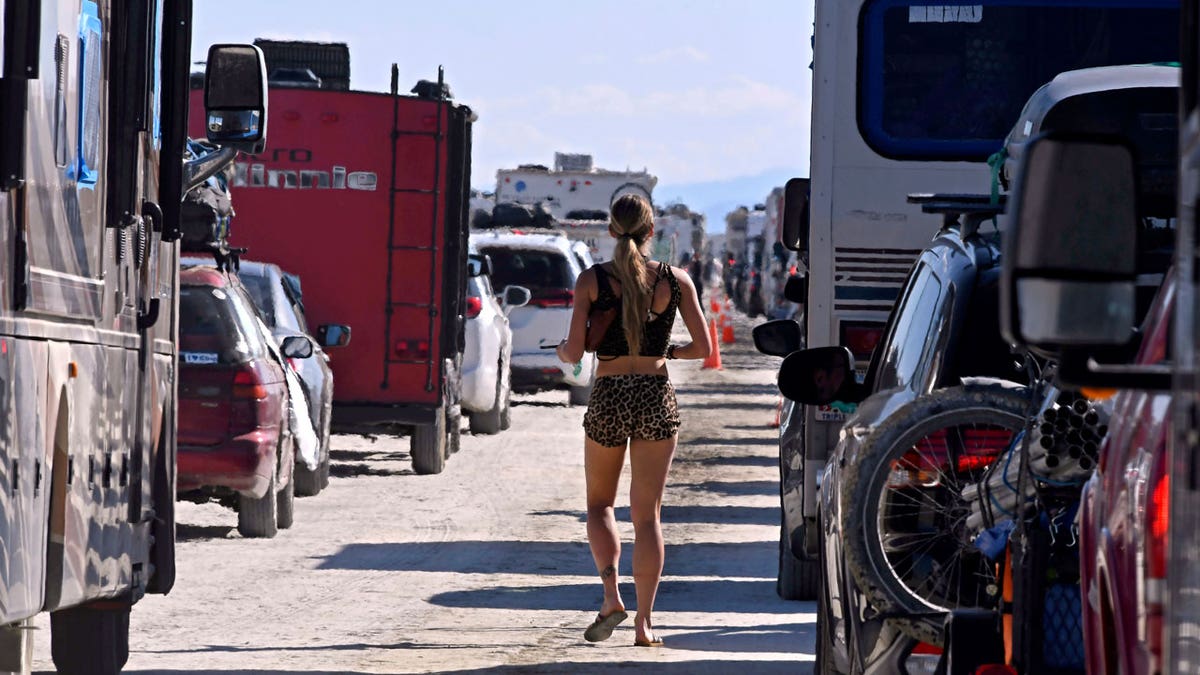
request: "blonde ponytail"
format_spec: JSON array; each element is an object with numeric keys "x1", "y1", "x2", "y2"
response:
[{"x1": 609, "y1": 194, "x2": 654, "y2": 356}]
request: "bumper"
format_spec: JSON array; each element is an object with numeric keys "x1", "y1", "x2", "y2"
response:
[
  {"x1": 178, "y1": 429, "x2": 278, "y2": 498},
  {"x1": 511, "y1": 351, "x2": 566, "y2": 390}
]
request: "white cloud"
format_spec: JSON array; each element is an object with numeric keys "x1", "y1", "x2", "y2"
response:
[{"x1": 637, "y1": 46, "x2": 710, "y2": 65}]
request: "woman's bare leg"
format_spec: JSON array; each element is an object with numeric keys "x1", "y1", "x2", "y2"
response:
[
  {"x1": 628, "y1": 435, "x2": 677, "y2": 642},
  {"x1": 585, "y1": 437, "x2": 627, "y2": 617}
]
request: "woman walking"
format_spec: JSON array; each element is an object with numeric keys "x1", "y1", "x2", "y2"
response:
[{"x1": 556, "y1": 194, "x2": 711, "y2": 647}]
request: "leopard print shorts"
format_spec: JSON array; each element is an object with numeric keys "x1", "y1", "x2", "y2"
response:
[{"x1": 583, "y1": 374, "x2": 681, "y2": 447}]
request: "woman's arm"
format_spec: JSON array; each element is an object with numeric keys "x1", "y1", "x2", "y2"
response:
[
  {"x1": 557, "y1": 268, "x2": 596, "y2": 364},
  {"x1": 670, "y1": 267, "x2": 712, "y2": 360}
]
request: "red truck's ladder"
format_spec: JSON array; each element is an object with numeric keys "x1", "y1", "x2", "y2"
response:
[{"x1": 381, "y1": 65, "x2": 445, "y2": 393}]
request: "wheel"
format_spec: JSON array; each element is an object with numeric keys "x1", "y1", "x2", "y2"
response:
[
  {"x1": 499, "y1": 360, "x2": 513, "y2": 431},
  {"x1": 778, "y1": 525, "x2": 820, "y2": 600},
  {"x1": 238, "y1": 465, "x2": 279, "y2": 538},
  {"x1": 411, "y1": 408, "x2": 447, "y2": 475},
  {"x1": 470, "y1": 362, "x2": 504, "y2": 435},
  {"x1": 294, "y1": 447, "x2": 323, "y2": 497},
  {"x1": 839, "y1": 383, "x2": 1029, "y2": 645},
  {"x1": 568, "y1": 383, "x2": 592, "y2": 406},
  {"x1": 814, "y1": 513, "x2": 839, "y2": 674},
  {"x1": 276, "y1": 466, "x2": 295, "y2": 529},
  {"x1": 51, "y1": 604, "x2": 130, "y2": 674},
  {"x1": 447, "y1": 405, "x2": 462, "y2": 455}
]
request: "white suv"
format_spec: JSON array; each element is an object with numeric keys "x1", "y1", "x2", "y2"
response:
[
  {"x1": 462, "y1": 245, "x2": 529, "y2": 434},
  {"x1": 471, "y1": 230, "x2": 597, "y2": 405}
]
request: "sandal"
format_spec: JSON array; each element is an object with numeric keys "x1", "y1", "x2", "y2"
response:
[
  {"x1": 583, "y1": 610, "x2": 628, "y2": 642},
  {"x1": 634, "y1": 634, "x2": 664, "y2": 647}
]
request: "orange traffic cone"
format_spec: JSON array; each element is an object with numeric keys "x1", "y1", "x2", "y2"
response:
[
  {"x1": 702, "y1": 318, "x2": 723, "y2": 370},
  {"x1": 722, "y1": 318, "x2": 735, "y2": 344},
  {"x1": 710, "y1": 297, "x2": 721, "y2": 314},
  {"x1": 770, "y1": 395, "x2": 783, "y2": 428}
]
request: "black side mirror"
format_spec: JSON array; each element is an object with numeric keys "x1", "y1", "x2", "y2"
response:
[
  {"x1": 280, "y1": 335, "x2": 314, "y2": 359},
  {"x1": 318, "y1": 324, "x2": 352, "y2": 348},
  {"x1": 753, "y1": 320, "x2": 802, "y2": 357},
  {"x1": 467, "y1": 253, "x2": 493, "y2": 278},
  {"x1": 777, "y1": 346, "x2": 858, "y2": 406},
  {"x1": 1001, "y1": 133, "x2": 1138, "y2": 352},
  {"x1": 204, "y1": 44, "x2": 269, "y2": 153},
  {"x1": 783, "y1": 274, "x2": 807, "y2": 303},
  {"x1": 781, "y1": 177, "x2": 811, "y2": 252},
  {"x1": 502, "y1": 285, "x2": 531, "y2": 309}
]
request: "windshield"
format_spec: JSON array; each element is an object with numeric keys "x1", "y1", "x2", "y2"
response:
[
  {"x1": 859, "y1": 0, "x2": 1179, "y2": 160},
  {"x1": 477, "y1": 247, "x2": 572, "y2": 295}
]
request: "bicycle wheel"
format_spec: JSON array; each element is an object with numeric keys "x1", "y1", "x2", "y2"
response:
[{"x1": 840, "y1": 383, "x2": 1030, "y2": 645}]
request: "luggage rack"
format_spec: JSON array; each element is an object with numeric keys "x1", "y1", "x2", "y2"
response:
[
  {"x1": 186, "y1": 240, "x2": 247, "y2": 273},
  {"x1": 907, "y1": 192, "x2": 1007, "y2": 238}
]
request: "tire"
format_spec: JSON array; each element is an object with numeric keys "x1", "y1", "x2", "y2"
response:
[
  {"x1": 778, "y1": 526, "x2": 820, "y2": 601},
  {"x1": 319, "y1": 422, "x2": 332, "y2": 489},
  {"x1": 294, "y1": 456, "x2": 323, "y2": 497},
  {"x1": 411, "y1": 408, "x2": 447, "y2": 475},
  {"x1": 238, "y1": 466, "x2": 279, "y2": 538},
  {"x1": 447, "y1": 405, "x2": 462, "y2": 456},
  {"x1": 470, "y1": 363, "x2": 504, "y2": 435},
  {"x1": 568, "y1": 383, "x2": 591, "y2": 406},
  {"x1": 499, "y1": 360, "x2": 513, "y2": 431},
  {"x1": 814, "y1": 513, "x2": 839, "y2": 675},
  {"x1": 839, "y1": 383, "x2": 1030, "y2": 645},
  {"x1": 276, "y1": 467, "x2": 295, "y2": 530},
  {"x1": 51, "y1": 604, "x2": 130, "y2": 674}
]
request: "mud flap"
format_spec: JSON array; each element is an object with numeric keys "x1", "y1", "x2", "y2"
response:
[{"x1": 934, "y1": 609, "x2": 1005, "y2": 675}]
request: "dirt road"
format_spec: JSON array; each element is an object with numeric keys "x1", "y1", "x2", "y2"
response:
[{"x1": 33, "y1": 308, "x2": 816, "y2": 673}]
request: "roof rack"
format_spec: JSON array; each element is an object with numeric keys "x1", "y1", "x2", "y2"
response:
[{"x1": 907, "y1": 193, "x2": 1006, "y2": 238}]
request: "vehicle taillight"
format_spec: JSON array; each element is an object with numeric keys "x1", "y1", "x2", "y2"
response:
[
  {"x1": 531, "y1": 289, "x2": 574, "y2": 308},
  {"x1": 394, "y1": 339, "x2": 431, "y2": 360},
  {"x1": 1149, "y1": 471, "x2": 1169, "y2": 577},
  {"x1": 1145, "y1": 445, "x2": 1169, "y2": 664},
  {"x1": 466, "y1": 296, "x2": 483, "y2": 318},
  {"x1": 841, "y1": 322, "x2": 885, "y2": 362},
  {"x1": 233, "y1": 367, "x2": 268, "y2": 400}
]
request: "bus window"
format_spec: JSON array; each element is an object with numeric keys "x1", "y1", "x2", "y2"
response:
[{"x1": 858, "y1": 0, "x2": 1179, "y2": 160}]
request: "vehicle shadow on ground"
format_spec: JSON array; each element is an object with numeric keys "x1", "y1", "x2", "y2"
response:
[
  {"x1": 686, "y1": 401, "x2": 778, "y2": 411},
  {"x1": 176, "y1": 523, "x2": 236, "y2": 541},
  {"x1": 328, "y1": 462, "x2": 412, "y2": 478},
  {"x1": 681, "y1": 480, "x2": 779, "y2": 497},
  {"x1": 427, "y1": 579, "x2": 793, "y2": 614},
  {"x1": 685, "y1": 454, "x2": 777, "y2": 468},
  {"x1": 658, "y1": 622, "x2": 816, "y2": 654},
  {"x1": 315, "y1": 540, "x2": 775, "y2": 579},
  {"x1": 684, "y1": 435, "x2": 776, "y2": 447},
  {"x1": 529, "y1": 503, "x2": 777, "y2": 526},
  {"x1": 435, "y1": 661, "x2": 810, "y2": 674},
  {"x1": 511, "y1": 399, "x2": 570, "y2": 408}
]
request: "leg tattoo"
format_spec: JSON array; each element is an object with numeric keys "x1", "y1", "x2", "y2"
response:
[{"x1": 601, "y1": 565, "x2": 616, "y2": 579}]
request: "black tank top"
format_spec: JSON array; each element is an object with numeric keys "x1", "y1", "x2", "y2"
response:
[{"x1": 592, "y1": 262, "x2": 681, "y2": 359}]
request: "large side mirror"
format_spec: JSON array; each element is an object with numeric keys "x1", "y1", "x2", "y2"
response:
[
  {"x1": 777, "y1": 346, "x2": 859, "y2": 406},
  {"x1": 280, "y1": 335, "x2": 314, "y2": 360},
  {"x1": 1001, "y1": 133, "x2": 1138, "y2": 353},
  {"x1": 317, "y1": 324, "x2": 352, "y2": 348},
  {"x1": 204, "y1": 44, "x2": 268, "y2": 153},
  {"x1": 781, "y1": 177, "x2": 811, "y2": 252},
  {"x1": 783, "y1": 274, "x2": 807, "y2": 304},
  {"x1": 502, "y1": 285, "x2": 531, "y2": 309},
  {"x1": 753, "y1": 319, "x2": 802, "y2": 357}
]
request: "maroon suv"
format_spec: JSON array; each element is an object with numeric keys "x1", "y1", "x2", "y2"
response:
[{"x1": 177, "y1": 266, "x2": 294, "y2": 538}]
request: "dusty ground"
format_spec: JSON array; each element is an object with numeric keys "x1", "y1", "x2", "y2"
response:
[{"x1": 33, "y1": 304, "x2": 816, "y2": 674}]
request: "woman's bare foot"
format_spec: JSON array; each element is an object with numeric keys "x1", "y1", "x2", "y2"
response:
[
  {"x1": 599, "y1": 597, "x2": 625, "y2": 618},
  {"x1": 633, "y1": 615, "x2": 662, "y2": 645}
]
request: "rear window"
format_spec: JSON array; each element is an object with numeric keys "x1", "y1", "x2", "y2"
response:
[
  {"x1": 859, "y1": 0, "x2": 1179, "y2": 160},
  {"x1": 477, "y1": 247, "x2": 572, "y2": 294},
  {"x1": 179, "y1": 285, "x2": 265, "y2": 365}
]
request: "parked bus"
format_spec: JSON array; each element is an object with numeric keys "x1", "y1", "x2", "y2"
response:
[
  {"x1": 772, "y1": 0, "x2": 1180, "y2": 603},
  {"x1": 0, "y1": 3, "x2": 265, "y2": 672}
]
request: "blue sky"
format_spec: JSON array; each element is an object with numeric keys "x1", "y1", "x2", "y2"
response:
[{"x1": 192, "y1": 1, "x2": 815, "y2": 226}]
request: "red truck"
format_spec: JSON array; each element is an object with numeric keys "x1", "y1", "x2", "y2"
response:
[{"x1": 189, "y1": 63, "x2": 474, "y2": 475}]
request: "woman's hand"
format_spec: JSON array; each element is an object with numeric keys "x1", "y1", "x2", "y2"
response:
[{"x1": 555, "y1": 339, "x2": 570, "y2": 363}]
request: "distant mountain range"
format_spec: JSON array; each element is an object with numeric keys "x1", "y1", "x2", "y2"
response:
[{"x1": 654, "y1": 167, "x2": 803, "y2": 233}]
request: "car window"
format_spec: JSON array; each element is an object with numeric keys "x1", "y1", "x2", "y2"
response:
[
  {"x1": 477, "y1": 247, "x2": 572, "y2": 294},
  {"x1": 874, "y1": 264, "x2": 943, "y2": 391},
  {"x1": 179, "y1": 285, "x2": 264, "y2": 364},
  {"x1": 238, "y1": 272, "x2": 276, "y2": 326}
]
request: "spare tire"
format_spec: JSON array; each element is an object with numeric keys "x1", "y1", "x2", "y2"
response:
[{"x1": 838, "y1": 383, "x2": 1030, "y2": 645}]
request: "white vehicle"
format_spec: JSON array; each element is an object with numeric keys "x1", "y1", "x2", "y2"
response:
[
  {"x1": 495, "y1": 153, "x2": 656, "y2": 222},
  {"x1": 461, "y1": 245, "x2": 531, "y2": 434},
  {"x1": 472, "y1": 231, "x2": 597, "y2": 405}
]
